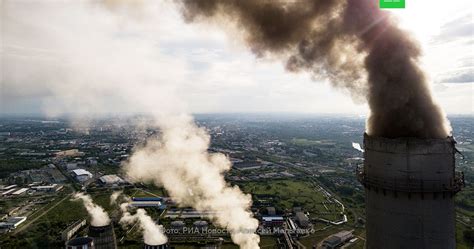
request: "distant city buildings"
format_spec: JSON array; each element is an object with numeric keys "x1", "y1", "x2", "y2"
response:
[
  {"x1": 62, "y1": 219, "x2": 87, "y2": 241},
  {"x1": 31, "y1": 184, "x2": 62, "y2": 192},
  {"x1": 71, "y1": 169, "x2": 93, "y2": 182},
  {"x1": 55, "y1": 149, "x2": 84, "y2": 158},
  {"x1": 261, "y1": 216, "x2": 284, "y2": 228},
  {"x1": 0, "y1": 216, "x2": 27, "y2": 230},
  {"x1": 322, "y1": 230, "x2": 353, "y2": 249},
  {"x1": 99, "y1": 175, "x2": 125, "y2": 186},
  {"x1": 295, "y1": 212, "x2": 310, "y2": 228},
  {"x1": 266, "y1": 206, "x2": 276, "y2": 216}
]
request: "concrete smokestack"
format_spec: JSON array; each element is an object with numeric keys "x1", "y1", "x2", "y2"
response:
[{"x1": 357, "y1": 134, "x2": 464, "y2": 249}]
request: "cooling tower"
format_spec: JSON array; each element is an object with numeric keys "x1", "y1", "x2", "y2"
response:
[
  {"x1": 357, "y1": 134, "x2": 464, "y2": 249},
  {"x1": 88, "y1": 224, "x2": 117, "y2": 249},
  {"x1": 143, "y1": 242, "x2": 169, "y2": 249},
  {"x1": 65, "y1": 237, "x2": 95, "y2": 249}
]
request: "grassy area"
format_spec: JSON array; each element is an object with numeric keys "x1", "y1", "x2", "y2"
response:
[
  {"x1": 456, "y1": 222, "x2": 474, "y2": 249},
  {"x1": 291, "y1": 138, "x2": 336, "y2": 146},
  {"x1": 0, "y1": 192, "x2": 87, "y2": 248},
  {"x1": 237, "y1": 179, "x2": 362, "y2": 248},
  {"x1": 239, "y1": 179, "x2": 335, "y2": 217}
]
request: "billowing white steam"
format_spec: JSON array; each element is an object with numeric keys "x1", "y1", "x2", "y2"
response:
[
  {"x1": 110, "y1": 191, "x2": 123, "y2": 205},
  {"x1": 120, "y1": 202, "x2": 168, "y2": 245},
  {"x1": 74, "y1": 193, "x2": 110, "y2": 227},
  {"x1": 4, "y1": 1, "x2": 260, "y2": 247},
  {"x1": 124, "y1": 115, "x2": 260, "y2": 248},
  {"x1": 352, "y1": 142, "x2": 364, "y2": 152}
]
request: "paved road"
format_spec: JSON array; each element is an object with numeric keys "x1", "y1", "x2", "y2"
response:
[{"x1": 14, "y1": 193, "x2": 73, "y2": 235}]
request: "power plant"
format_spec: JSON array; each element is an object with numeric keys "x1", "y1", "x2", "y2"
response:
[
  {"x1": 357, "y1": 134, "x2": 464, "y2": 249},
  {"x1": 88, "y1": 224, "x2": 117, "y2": 249}
]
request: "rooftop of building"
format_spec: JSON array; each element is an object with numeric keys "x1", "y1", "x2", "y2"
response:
[{"x1": 71, "y1": 169, "x2": 92, "y2": 176}]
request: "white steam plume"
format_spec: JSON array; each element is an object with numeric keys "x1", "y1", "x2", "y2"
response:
[
  {"x1": 124, "y1": 116, "x2": 260, "y2": 248},
  {"x1": 4, "y1": 1, "x2": 260, "y2": 247},
  {"x1": 110, "y1": 191, "x2": 123, "y2": 205},
  {"x1": 120, "y1": 202, "x2": 168, "y2": 245},
  {"x1": 352, "y1": 142, "x2": 364, "y2": 152},
  {"x1": 74, "y1": 193, "x2": 110, "y2": 227}
]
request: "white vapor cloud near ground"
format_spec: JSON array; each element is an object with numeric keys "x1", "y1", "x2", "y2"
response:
[
  {"x1": 119, "y1": 199, "x2": 168, "y2": 246},
  {"x1": 74, "y1": 193, "x2": 110, "y2": 227},
  {"x1": 3, "y1": 1, "x2": 259, "y2": 247}
]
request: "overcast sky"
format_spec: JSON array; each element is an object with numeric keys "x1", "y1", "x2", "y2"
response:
[{"x1": 1, "y1": 0, "x2": 473, "y2": 116}]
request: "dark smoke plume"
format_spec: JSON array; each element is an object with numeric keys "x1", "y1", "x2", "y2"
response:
[{"x1": 180, "y1": 0, "x2": 450, "y2": 139}]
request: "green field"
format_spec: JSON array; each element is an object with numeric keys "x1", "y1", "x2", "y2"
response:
[
  {"x1": 239, "y1": 179, "x2": 343, "y2": 220},
  {"x1": 291, "y1": 138, "x2": 336, "y2": 146}
]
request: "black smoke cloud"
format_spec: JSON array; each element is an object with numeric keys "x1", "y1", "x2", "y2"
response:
[{"x1": 180, "y1": 0, "x2": 451, "y2": 139}]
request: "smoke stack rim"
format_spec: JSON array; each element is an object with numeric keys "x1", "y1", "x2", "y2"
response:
[
  {"x1": 363, "y1": 132, "x2": 455, "y2": 143},
  {"x1": 143, "y1": 242, "x2": 169, "y2": 249},
  {"x1": 358, "y1": 133, "x2": 464, "y2": 194},
  {"x1": 363, "y1": 132, "x2": 456, "y2": 154},
  {"x1": 88, "y1": 223, "x2": 117, "y2": 249},
  {"x1": 66, "y1": 236, "x2": 94, "y2": 246}
]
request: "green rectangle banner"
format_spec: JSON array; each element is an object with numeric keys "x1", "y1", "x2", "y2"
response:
[{"x1": 379, "y1": 0, "x2": 405, "y2": 9}]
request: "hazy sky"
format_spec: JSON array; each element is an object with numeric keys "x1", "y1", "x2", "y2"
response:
[{"x1": 1, "y1": 0, "x2": 473, "y2": 116}]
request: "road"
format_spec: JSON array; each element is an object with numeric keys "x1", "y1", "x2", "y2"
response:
[{"x1": 13, "y1": 193, "x2": 73, "y2": 235}]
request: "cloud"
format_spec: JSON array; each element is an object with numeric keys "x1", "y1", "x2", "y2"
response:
[
  {"x1": 438, "y1": 68, "x2": 474, "y2": 84},
  {"x1": 436, "y1": 14, "x2": 474, "y2": 42},
  {"x1": 1, "y1": 0, "x2": 472, "y2": 116}
]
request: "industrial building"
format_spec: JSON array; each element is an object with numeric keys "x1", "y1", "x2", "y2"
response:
[
  {"x1": 321, "y1": 230, "x2": 353, "y2": 249},
  {"x1": 130, "y1": 201, "x2": 163, "y2": 208},
  {"x1": 2, "y1": 188, "x2": 18, "y2": 196},
  {"x1": 0, "y1": 185, "x2": 17, "y2": 191},
  {"x1": 165, "y1": 209, "x2": 216, "y2": 219},
  {"x1": 32, "y1": 184, "x2": 62, "y2": 192},
  {"x1": 193, "y1": 220, "x2": 208, "y2": 232},
  {"x1": 294, "y1": 212, "x2": 309, "y2": 228},
  {"x1": 132, "y1": 197, "x2": 162, "y2": 201},
  {"x1": 0, "y1": 216, "x2": 27, "y2": 229},
  {"x1": 170, "y1": 220, "x2": 185, "y2": 231},
  {"x1": 266, "y1": 207, "x2": 276, "y2": 216},
  {"x1": 72, "y1": 169, "x2": 93, "y2": 182},
  {"x1": 261, "y1": 216, "x2": 284, "y2": 228},
  {"x1": 62, "y1": 219, "x2": 87, "y2": 241},
  {"x1": 357, "y1": 134, "x2": 464, "y2": 249},
  {"x1": 99, "y1": 175, "x2": 124, "y2": 186},
  {"x1": 11, "y1": 188, "x2": 29, "y2": 196},
  {"x1": 130, "y1": 197, "x2": 164, "y2": 209},
  {"x1": 56, "y1": 149, "x2": 84, "y2": 157}
]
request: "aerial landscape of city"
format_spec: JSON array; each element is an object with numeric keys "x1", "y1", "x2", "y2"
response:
[
  {"x1": 0, "y1": 114, "x2": 472, "y2": 248},
  {"x1": 2, "y1": 0, "x2": 473, "y2": 248}
]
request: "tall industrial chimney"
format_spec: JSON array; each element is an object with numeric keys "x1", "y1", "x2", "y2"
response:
[{"x1": 357, "y1": 134, "x2": 464, "y2": 249}]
